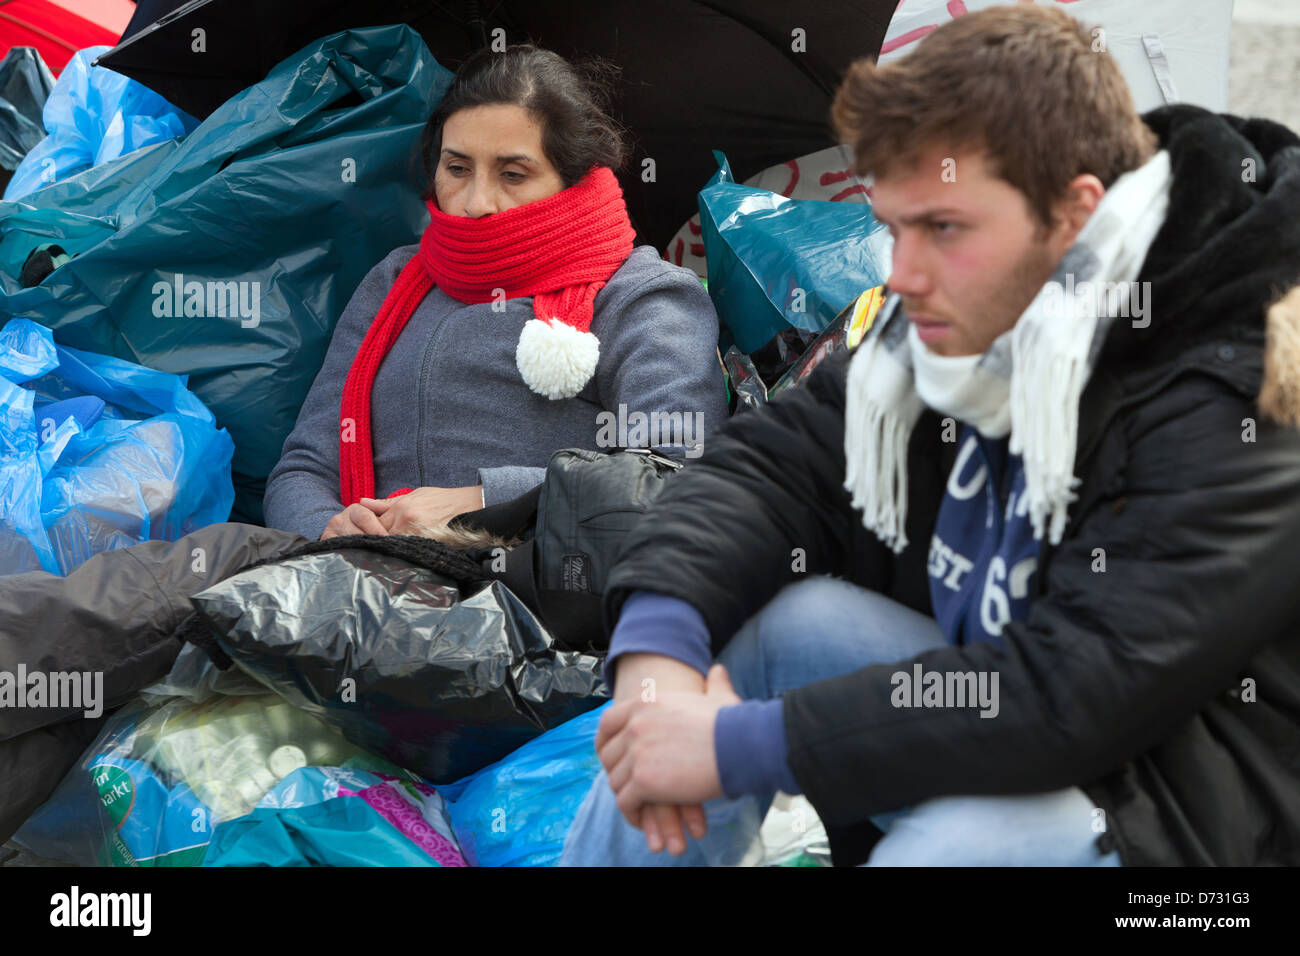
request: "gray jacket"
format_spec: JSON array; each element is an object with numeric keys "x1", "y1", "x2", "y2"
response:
[{"x1": 263, "y1": 243, "x2": 726, "y2": 540}]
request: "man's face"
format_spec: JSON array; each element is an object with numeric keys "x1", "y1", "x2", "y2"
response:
[{"x1": 871, "y1": 146, "x2": 1071, "y2": 356}]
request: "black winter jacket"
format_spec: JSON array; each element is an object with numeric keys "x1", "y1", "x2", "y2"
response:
[{"x1": 604, "y1": 106, "x2": 1300, "y2": 866}]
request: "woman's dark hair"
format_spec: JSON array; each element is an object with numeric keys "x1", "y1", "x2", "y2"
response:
[{"x1": 418, "y1": 44, "x2": 630, "y2": 199}]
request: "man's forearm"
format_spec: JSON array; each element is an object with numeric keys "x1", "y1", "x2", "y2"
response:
[
  {"x1": 605, "y1": 591, "x2": 713, "y2": 687},
  {"x1": 715, "y1": 699, "x2": 802, "y2": 797}
]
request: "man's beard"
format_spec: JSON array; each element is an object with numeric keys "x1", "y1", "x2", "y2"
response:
[
  {"x1": 977, "y1": 241, "x2": 1061, "y2": 350},
  {"x1": 898, "y1": 239, "x2": 1061, "y2": 355}
]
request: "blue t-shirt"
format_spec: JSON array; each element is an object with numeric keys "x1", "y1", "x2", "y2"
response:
[{"x1": 927, "y1": 426, "x2": 1041, "y2": 645}]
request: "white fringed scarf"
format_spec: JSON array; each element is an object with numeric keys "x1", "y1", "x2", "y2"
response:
[{"x1": 844, "y1": 150, "x2": 1173, "y2": 552}]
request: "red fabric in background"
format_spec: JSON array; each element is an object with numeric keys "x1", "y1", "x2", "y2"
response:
[{"x1": 0, "y1": 0, "x2": 134, "y2": 73}]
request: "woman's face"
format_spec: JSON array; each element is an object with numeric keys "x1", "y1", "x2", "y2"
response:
[{"x1": 434, "y1": 104, "x2": 567, "y2": 217}]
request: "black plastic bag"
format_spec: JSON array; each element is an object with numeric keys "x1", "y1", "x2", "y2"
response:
[
  {"x1": 0, "y1": 47, "x2": 54, "y2": 173},
  {"x1": 723, "y1": 346, "x2": 768, "y2": 414},
  {"x1": 769, "y1": 286, "x2": 887, "y2": 397},
  {"x1": 189, "y1": 549, "x2": 607, "y2": 784}
]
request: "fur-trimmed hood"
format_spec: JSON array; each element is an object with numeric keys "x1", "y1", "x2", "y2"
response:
[
  {"x1": 1261, "y1": 286, "x2": 1300, "y2": 426},
  {"x1": 1113, "y1": 106, "x2": 1300, "y2": 424}
]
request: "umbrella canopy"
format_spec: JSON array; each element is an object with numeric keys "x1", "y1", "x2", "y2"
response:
[
  {"x1": 0, "y1": 0, "x2": 133, "y2": 72},
  {"x1": 94, "y1": 0, "x2": 897, "y2": 248}
]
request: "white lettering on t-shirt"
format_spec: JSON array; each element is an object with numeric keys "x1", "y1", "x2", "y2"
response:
[{"x1": 946, "y1": 435, "x2": 987, "y2": 501}]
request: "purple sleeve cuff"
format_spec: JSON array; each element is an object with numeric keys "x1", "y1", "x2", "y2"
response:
[
  {"x1": 604, "y1": 590, "x2": 713, "y2": 686},
  {"x1": 715, "y1": 698, "x2": 801, "y2": 798}
]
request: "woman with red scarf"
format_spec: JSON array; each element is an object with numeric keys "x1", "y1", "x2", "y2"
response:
[
  {"x1": 0, "y1": 45, "x2": 726, "y2": 845},
  {"x1": 262, "y1": 45, "x2": 725, "y2": 542}
]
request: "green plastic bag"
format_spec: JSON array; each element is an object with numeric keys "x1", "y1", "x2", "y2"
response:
[{"x1": 0, "y1": 26, "x2": 452, "y2": 522}]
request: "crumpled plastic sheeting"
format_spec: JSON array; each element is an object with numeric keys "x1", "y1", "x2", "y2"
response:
[
  {"x1": 0, "y1": 47, "x2": 55, "y2": 172},
  {"x1": 192, "y1": 549, "x2": 608, "y2": 784},
  {"x1": 700, "y1": 150, "x2": 892, "y2": 354},
  {"x1": 4, "y1": 46, "x2": 198, "y2": 201},
  {"x1": 0, "y1": 317, "x2": 233, "y2": 574},
  {"x1": 439, "y1": 704, "x2": 607, "y2": 867},
  {"x1": 0, "y1": 26, "x2": 452, "y2": 523},
  {"x1": 14, "y1": 687, "x2": 400, "y2": 866},
  {"x1": 203, "y1": 766, "x2": 466, "y2": 867}
]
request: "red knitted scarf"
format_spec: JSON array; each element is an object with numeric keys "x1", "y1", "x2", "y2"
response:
[{"x1": 338, "y1": 165, "x2": 635, "y2": 506}]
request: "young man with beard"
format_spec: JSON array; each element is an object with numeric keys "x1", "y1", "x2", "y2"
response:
[{"x1": 560, "y1": 5, "x2": 1300, "y2": 866}]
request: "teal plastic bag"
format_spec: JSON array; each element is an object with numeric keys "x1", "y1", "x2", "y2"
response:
[
  {"x1": 698, "y1": 151, "x2": 893, "y2": 354},
  {"x1": 0, "y1": 317, "x2": 233, "y2": 574},
  {"x1": 0, "y1": 26, "x2": 453, "y2": 523},
  {"x1": 439, "y1": 704, "x2": 608, "y2": 867},
  {"x1": 203, "y1": 767, "x2": 466, "y2": 867}
]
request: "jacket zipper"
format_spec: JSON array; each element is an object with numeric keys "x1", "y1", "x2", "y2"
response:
[{"x1": 415, "y1": 308, "x2": 453, "y2": 487}]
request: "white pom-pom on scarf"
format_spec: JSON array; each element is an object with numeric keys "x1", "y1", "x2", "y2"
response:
[{"x1": 515, "y1": 317, "x2": 601, "y2": 400}]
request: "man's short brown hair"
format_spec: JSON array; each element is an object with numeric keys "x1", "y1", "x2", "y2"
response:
[{"x1": 832, "y1": 5, "x2": 1158, "y2": 229}]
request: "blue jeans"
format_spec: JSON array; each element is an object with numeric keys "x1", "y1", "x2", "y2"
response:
[{"x1": 559, "y1": 576, "x2": 1122, "y2": 866}]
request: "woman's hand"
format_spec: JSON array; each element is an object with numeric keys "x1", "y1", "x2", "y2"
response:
[
  {"x1": 360, "y1": 486, "x2": 484, "y2": 535},
  {"x1": 320, "y1": 502, "x2": 390, "y2": 539}
]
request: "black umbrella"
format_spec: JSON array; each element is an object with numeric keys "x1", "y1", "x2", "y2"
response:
[{"x1": 96, "y1": 0, "x2": 897, "y2": 248}]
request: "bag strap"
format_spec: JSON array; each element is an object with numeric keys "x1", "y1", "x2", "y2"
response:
[{"x1": 1142, "y1": 34, "x2": 1180, "y2": 105}]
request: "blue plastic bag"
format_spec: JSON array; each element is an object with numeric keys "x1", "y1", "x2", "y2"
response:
[
  {"x1": 0, "y1": 26, "x2": 452, "y2": 523},
  {"x1": 10, "y1": 725, "x2": 215, "y2": 867},
  {"x1": 0, "y1": 317, "x2": 234, "y2": 574},
  {"x1": 699, "y1": 150, "x2": 893, "y2": 354},
  {"x1": 439, "y1": 704, "x2": 608, "y2": 867},
  {"x1": 89, "y1": 756, "x2": 213, "y2": 867},
  {"x1": 4, "y1": 46, "x2": 198, "y2": 201}
]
